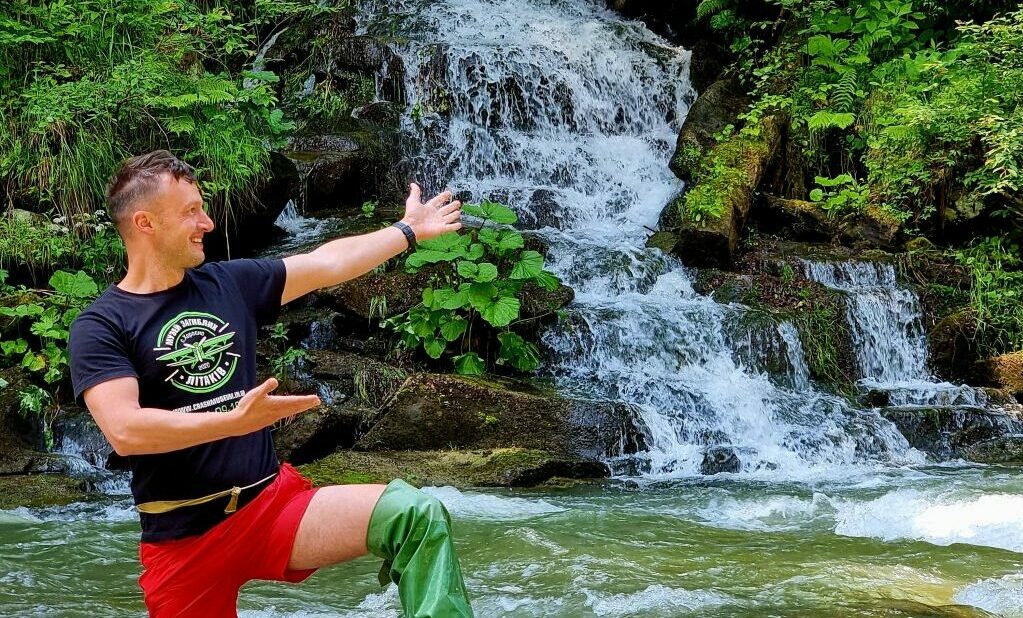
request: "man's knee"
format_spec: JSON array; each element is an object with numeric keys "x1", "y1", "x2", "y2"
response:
[{"x1": 367, "y1": 480, "x2": 453, "y2": 557}]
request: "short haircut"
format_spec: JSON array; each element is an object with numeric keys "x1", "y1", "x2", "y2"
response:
[{"x1": 106, "y1": 150, "x2": 197, "y2": 230}]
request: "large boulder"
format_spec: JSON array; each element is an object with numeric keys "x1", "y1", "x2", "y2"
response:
[
  {"x1": 669, "y1": 76, "x2": 750, "y2": 181},
  {"x1": 356, "y1": 374, "x2": 646, "y2": 460},
  {"x1": 963, "y1": 435, "x2": 1023, "y2": 465},
  {"x1": 881, "y1": 405, "x2": 1023, "y2": 461},
  {"x1": 300, "y1": 448, "x2": 609, "y2": 488},
  {"x1": 974, "y1": 352, "x2": 1023, "y2": 400},
  {"x1": 0, "y1": 474, "x2": 90, "y2": 509},
  {"x1": 665, "y1": 114, "x2": 785, "y2": 267}
]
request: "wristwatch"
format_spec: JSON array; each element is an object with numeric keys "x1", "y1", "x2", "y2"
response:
[{"x1": 391, "y1": 221, "x2": 417, "y2": 251}]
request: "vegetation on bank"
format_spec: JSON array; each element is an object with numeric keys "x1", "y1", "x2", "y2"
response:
[{"x1": 683, "y1": 0, "x2": 1023, "y2": 356}]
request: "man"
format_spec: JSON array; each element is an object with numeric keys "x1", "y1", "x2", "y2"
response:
[{"x1": 69, "y1": 150, "x2": 475, "y2": 617}]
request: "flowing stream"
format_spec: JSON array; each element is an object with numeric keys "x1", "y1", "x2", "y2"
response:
[{"x1": 4, "y1": 0, "x2": 1023, "y2": 616}]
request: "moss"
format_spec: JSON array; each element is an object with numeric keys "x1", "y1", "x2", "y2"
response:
[
  {"x1": 790, "y1": 294, "x2": 857, "y2": 394},
  {"x1": 0, "y1": 475, "x2": 90, "y2": 509},
  {"x1": 299, "y1": 448, "x2": 607, "y2": 488},
  {"x1": 682, "y1": 120, "x2": 776, "y2": 227}
]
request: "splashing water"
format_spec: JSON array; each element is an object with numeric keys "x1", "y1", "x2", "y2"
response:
[{"x1": 360, "y1": 0, "x2": 918, "y2": 477}]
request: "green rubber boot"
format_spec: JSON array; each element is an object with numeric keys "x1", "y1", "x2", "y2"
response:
[{"x1": 366, "y1": 479, "x2": 475, "y2": 618}]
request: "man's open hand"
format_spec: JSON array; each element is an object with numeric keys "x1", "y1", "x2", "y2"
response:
[
  {"x1": 231, "y1": 378, "x2": 320, "y2": 435},
  {"x1": 401, "y1": 183, "x2": 462, "y2": 242}
]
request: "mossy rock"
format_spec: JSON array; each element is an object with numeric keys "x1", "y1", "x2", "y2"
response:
[
  {"x1": 963, "y1": 435, "x2": 1023, "y2": 465},
  {"x1": 356, "y1": 373, "x2": 645, "y2": 460},
  {"x1": 881, "y1": 405, "x2": 1023, "y2": 461},
  {"x1": 975, "y1": 352, "x2": 1023, "y2": 398},
  {"x1": 0, "y1": 474, "x2": 90, "y2": 509},
  {"x1": 298, "y1": 448, "x2": 609, "y2": 488}
]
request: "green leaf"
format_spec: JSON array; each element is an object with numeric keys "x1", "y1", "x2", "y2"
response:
[
  {"x1": 497, "y1": 230, "x2": 525, "y2": 252},
  {"x1": 510, "y1": 251, "x2": 545, "y2": 280},
  {"x1": 242, "y1": 69, "x2": 280, "y2": 83},
  {"x1": 440, "y1": 318, "x2": 468, "y2": 341},
  {"x1": 406, "y1": 247, "x2": 466, "y2": 268},
  {"x1": 418, "y1": 232, "x2": 464, "y2": 251},
  {"x1": 466, "y1": 243, "x2": 485, "y2": 261},
  {"x1": 422, "y1": 287, "x2": 434, "y2": 307},
  {"x1": 809, "y1": 188, "x2": 825, "y2": 202},
  {"x1": 475, "y1": 262, "x2": 498, "y2": 282},
  {"x1": 462, "y1": 200, "x2": 517, "y2": 224},
  {"x1": 477, "y1": 227, "x2": 500, "y2": 249},
  {"x1": 467, "y1": 283, "x2": 498, "y2": 312},
  {"x1": 453, "y1": 352, "x2": 485, "y2": 375},
  {"x1": 21, "y1": 351, "x2": 45, "y2": 372},
  {"x1": 49, "y1": 270, "x2": 98, "y2": 299},
  {"x1": 498, "y1": 331, "x2": 541, "y2": 372},
  {"x1": 534, "y1": 270, "x2": 561, "y2": 291},
  {"x1": 457, "y1": 261, "x2": 479, "y2": 278},
  {"x1": 423, "y1": 336, "x2": 446, "y2": 359},
  {"x1": 481, "y1": 295, "x2": 520, "y2": 327},
  {"x1": 440, "y1": 290, "x2": 470, "y2": 310}
]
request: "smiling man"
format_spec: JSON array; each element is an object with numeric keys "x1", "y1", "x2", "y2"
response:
[{"x1": 69, "y1": 150, "x2": 475, "y2": 617}]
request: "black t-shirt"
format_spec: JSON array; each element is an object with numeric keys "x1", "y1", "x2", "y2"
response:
[{"x1": 69, "y1": 259, "x2": 287, "y2": 542}]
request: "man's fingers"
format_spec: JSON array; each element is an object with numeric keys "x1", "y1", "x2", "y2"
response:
[
  {"x1": 438, "y1": 200, "x2": 461, "y2": 214},
  {"x1": 268, "y1": 394, "x2": 321, "y2": 414},
  {"x1": 443, "y1": 210, "x2": 461, "y2": 223},
  {"x1": 407, "y1": 182, "x2": 422, "y2": 205},
  {"x1": 425, "y1": 190, "x2": 453, "y2": 209},
  {"x1": 243, "y1": 378, "x2": 278, "y2": 402}
]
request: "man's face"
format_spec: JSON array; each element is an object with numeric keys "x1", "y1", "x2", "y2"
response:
[{"x1": 146, "y1": 174, "x2": 215, "y2": 269}]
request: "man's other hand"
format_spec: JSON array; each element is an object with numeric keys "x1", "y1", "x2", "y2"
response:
[
  {"x1": 231, "y1": 378, "x2": 321, "y2": 435},
  {"x1": 401, "y1": 183, "x2": 462, "y2": 241}
]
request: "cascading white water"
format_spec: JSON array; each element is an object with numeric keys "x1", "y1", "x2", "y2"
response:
[
  {"x1": 802, "y1": 259, "x2": 986, "y2": 407},
  {"x1": 360, "y1": 0, "x2": 919, "y2": 476}
]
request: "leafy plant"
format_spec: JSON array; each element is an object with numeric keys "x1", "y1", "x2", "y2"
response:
[
  {"x1": 809, "y1": 174, "x2": 868, "y2": 218},
  {"x1": 267, "y1": 322, "x2": 307, "y2": 384},
  {"x1": 384, "y1": 200, "x2": 559, "y2": 374}
]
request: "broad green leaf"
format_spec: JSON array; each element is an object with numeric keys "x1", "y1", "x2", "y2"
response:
[
  {"x1": 475, "y1": 262, "x2": 498, "y2": 282},
  {"x1": 440, "y1": 318, "x2": 467, "y2": 341},
  {"x1": 242, "y1": 69, "x2": 279, "y2": 83},
  {"x1": 477, "y1": 227, "x2": 500, "y2": 249},
  {"x1": 411, "y1": 316, "x2": 435, "y2": 338},
  {"x1": 22, "y1": 351, "x2": 45, "y2": 372},
  {"x1": 497, "y1": 230, "x2": 525, "y2": 252},
  {"x1": 432, "y1": 288, "x2": 456, "y2": 309},
  {"x1": 422, "y1": 287, "x2": 434, "y2": 307},
  {"x1": 481, "y1": 295, "x2": 520, "y2": 327},
  {"x1": 457, "y1": 261, "x2": 479, "y2": 278},
  {"x1": 417, "y1": 232, "x2": 463, "y2": 251},
  {"x1": 453, "y1": 352, "x2": 485, "y2": 375},
  {"x1": 510, "y1": 250, "x2": 545, "y2": 280},
  {"x1": 406, "y1": 247, "x2": 466, "y2": 268},
  {"x1": 467, "y1": 283, "x2": 498, "y2": 312},
  {"x1": 463, "y1": 200, "x2": 517, "y2": 224},
  {"x1": 498, "y1": 331, "x2": 541, "y2": 372},
  {"x1": 440, "y1": 290, "x2": 470, "y2": 310},
  {"x1": 49, "y1": 270, "x2": 98, "y2": 299},
  {"x1": 534, "y1": 270, "x2": 561, "y2": 291},
  {"x1": 423, "y1": 336, "x2": 446, "y2": 359},
  {"x1": 466, "y1": 243, "x2": 485, "y2": 261}
]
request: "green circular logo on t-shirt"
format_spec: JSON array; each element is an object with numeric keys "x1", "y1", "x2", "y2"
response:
[{"x1": 154, "y1": 311, "x2": 238, "y2": 394}]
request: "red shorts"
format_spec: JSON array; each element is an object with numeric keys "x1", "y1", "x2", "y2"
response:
[{"x1": 138, "y1": 463, "x2": 320, "y2": 617}]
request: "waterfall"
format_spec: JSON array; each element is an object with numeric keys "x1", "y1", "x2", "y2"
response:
[
  {"x1": 360, "y1": 0, "x2": 919, "y2": 476},
  {"x1": 802, "y1": 259, "x2": 986, "y2": 408}
]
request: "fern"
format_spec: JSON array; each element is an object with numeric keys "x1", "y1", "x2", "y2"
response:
[
  {"x1": 807, "y1": 111, "x2": 856, "y2": 133},
  {"x1": 696, "y1": 0, "x2": 732, "y2": 21},
  {"x1": 832, "y1": 70, "x2": 859, "y2": 113}
]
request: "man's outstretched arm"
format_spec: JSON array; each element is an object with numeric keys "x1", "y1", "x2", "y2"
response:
[
  {"x1": 83, "y1": 376, "x2": 319, "y2": 456},
  {"x1": 281, "y1": 183, "x2": 462, "y2": 305}
]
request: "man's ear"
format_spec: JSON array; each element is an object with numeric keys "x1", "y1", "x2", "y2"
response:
[{"x1": 132, "y1": 210, "x2": 157, "y2": 236}]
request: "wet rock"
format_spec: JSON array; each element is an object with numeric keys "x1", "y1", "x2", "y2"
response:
[
  {"x1": 669, "y1": 75, "x2": 750, "y2": 182},
  {"x1": 962, "y1": 435, "x2": 1023, "y2": 465},
  {"x1": 51, "y1": 405, "x2": 117, "y2": 469},
  {"x1": 700, "y1": 446, "x2": 741, "y2": 474},
  {"x1": 356, "y1": 374, "x2": 647, "y2": 460},
  {"x1": 928, "y1": 309, "x2": 980, "y2": 383},
  {"x1": 974, "y1": 352, "x2": 1023, "y2": 399},
  {"x1": 274, "y1": 405, "x2": 370, "y2": 465},
  {"x1": 880, "y1": 405, "x2": 1023, "y2": 460},
  {"x1": 300, "y1": 447, "x2": 609, "y2": 488},
  {"x1": 756, "y1": 195, "x2": 837, "y2": 242},
  {"x1": 352, "y1": 101, "x2": 400, "y2": 126}
]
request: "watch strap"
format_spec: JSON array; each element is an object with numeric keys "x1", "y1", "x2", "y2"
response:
[{"x1": 391, "y1": 221, "x2": 417, "y2": 251}]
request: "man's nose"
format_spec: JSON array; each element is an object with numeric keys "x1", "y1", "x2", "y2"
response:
[{"x1": 200, "y1": 209, "x2": 215, "y2": 232}]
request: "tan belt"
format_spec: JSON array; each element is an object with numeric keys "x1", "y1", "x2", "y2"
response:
[{"x1": 136, "y1": 472, "x2": 278, "y2": 515}]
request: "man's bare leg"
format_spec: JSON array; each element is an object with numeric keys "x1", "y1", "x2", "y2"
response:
[
  {"x1": 287, "y1": 480, "x2": 474, "y2": 617},
  {"x1": 287, "y1": 484, "x2": 386, "y2": 570}
]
